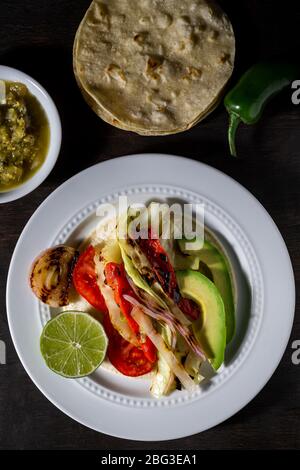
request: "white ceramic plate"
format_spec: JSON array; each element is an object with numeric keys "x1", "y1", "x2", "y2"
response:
[{"x1": 6, "y1": 154, "x2": 295, "y2": 441}]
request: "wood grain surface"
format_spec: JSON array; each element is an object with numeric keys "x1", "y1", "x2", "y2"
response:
[{"x1": 0, "y1": 0, "x2": 299, "y2": 450}]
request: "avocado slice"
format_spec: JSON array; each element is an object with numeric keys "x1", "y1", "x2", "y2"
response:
[
  {"x1": 173, "y1": 253, "x2": 200, "y2": 270},
  {"x1": 177, "y1": 270, "x2": 226, "y2": 370},
  {"x1": 178, "y1": 237, "x2": 204, "y2": 254},
  {"x1": 178, "y1": 239, "x2": 235, "y2": 344}
]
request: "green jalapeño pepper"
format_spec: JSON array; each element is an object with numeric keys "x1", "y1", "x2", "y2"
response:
[{"x1": 224, "y1": 62, "x2": 299, "y2": 157}]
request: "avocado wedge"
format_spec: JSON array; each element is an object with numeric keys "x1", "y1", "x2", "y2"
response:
[
  {"x1": 178, "y1": 238, "x2": 235, "y2": 344},
  {"x1": 177, "y1": 270, "x2": 226, "y2": 370}
]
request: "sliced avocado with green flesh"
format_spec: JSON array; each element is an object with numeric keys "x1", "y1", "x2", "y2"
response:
[
  {"x1": 178, "y1": 238, "x2": 235, "y2": 344},
  {"x1": 177, "y1": 270, "x2": 226, "y2": 370},
  {"x1": 198, "y1": 261, "x2": 214, "y2": 282},
  {"x1": 198, "y1": 242, "x2": 235, "y2": 344},
  {"x1": 178, "y1": 237, "x2": 204, "y2": 254},
  {"x1": 173, "y1": 253, "x2": 200, "y2": 270}
]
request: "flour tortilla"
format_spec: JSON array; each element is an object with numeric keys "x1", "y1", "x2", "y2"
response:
[{"x1": 74, "y1": 0, "x2": 235, "y2": 135}]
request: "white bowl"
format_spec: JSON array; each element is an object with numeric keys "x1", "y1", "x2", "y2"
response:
[{"x1": 0, "y1": 66, "x2": 62, "y2": 203}]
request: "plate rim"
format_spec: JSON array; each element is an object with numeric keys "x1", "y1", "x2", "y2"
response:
[{"x1": 6, "y1": 154, "x2": 296, "y2": 441}]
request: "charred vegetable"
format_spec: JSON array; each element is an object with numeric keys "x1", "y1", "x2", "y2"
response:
[
  {"x1": 29, "y1": 246, "x2": 78, "y2": 307},
  {"x1": 131, "y1": 307, "x2": 197, "y2": 392},
  {"x1": 104, "y1": 262, "x2": 157, "y2": 364},
  {"x1": 72, "y1": 245, "x2": 108, "y2": 312}
]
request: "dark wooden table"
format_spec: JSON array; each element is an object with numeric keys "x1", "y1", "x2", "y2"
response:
[{"x1": 0, "y1": 0, "x2": 299, "y2": 450}]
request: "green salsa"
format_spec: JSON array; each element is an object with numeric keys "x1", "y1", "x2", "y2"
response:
[{"x1": 0, "y1": 81, "x2": 50, "y2": 192}]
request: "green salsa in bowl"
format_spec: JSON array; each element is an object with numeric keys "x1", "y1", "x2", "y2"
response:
[
  {"x1": 0, "y1": 81, "x2": 50, "y2": 191},
  {"x1": 0, "y1": 66, "x2": 61, "y2": 203}
]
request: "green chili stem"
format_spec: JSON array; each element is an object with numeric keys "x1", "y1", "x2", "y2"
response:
[{"x1": 228, "y1": 113, "x2": 241, "y2": 157}]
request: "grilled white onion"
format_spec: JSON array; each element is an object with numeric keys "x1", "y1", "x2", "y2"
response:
[{"x1": 29, "y1": 246, "x2": 78, "y2": 307}]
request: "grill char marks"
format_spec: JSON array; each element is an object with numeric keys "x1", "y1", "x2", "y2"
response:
[
  {"x1": 29, "y1": 245, "x2": 79, "y2": 308},
  {"x1": 135, "y1": 234, "x2": 200, "y2": 320}
]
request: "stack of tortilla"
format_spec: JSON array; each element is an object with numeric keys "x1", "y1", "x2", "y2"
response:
[{"x1": 73, "y1": 0, "x2": 235, "y2": 135}]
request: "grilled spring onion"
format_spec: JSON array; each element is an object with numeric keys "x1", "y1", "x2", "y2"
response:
[
  {"x1": 124, "y1": 279, "x2": 206, "y2": 360},
  {"x1": 29, "y1": 246, "x2": 78, "y2": 307},
  {"x1": 150, "y1": 353, "x2": 176, "y2": 398},
  {"x1": 131, "y1": 306, "x2": 197, "y2": 392}
]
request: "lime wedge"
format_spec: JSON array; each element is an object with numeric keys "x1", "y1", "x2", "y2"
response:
[{"x1": 40, "y1": 311, "x2": 108, "y2": 378}]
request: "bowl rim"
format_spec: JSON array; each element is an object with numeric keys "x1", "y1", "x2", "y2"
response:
[{"x1": 0, "y1": 65, "x2": 62, "y2": 204}]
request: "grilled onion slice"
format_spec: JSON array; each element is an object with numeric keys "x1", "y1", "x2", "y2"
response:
[{"x1": 29, "y1": 246, "x2": 79, "y2": 307}]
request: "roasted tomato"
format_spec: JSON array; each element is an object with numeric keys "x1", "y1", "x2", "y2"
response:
[
  {"x1": 103, "y1": 314, "x2": 155, "y2": 377},
  {"x1": 73, "y1": 245, "x2": 108, "y2": 313},
  {"x1": 137, "y1": 233, "x2": 200, "y2": 320},
  {"x1": 104, "y1": 262, "x2": 156, "y2": 363}
]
